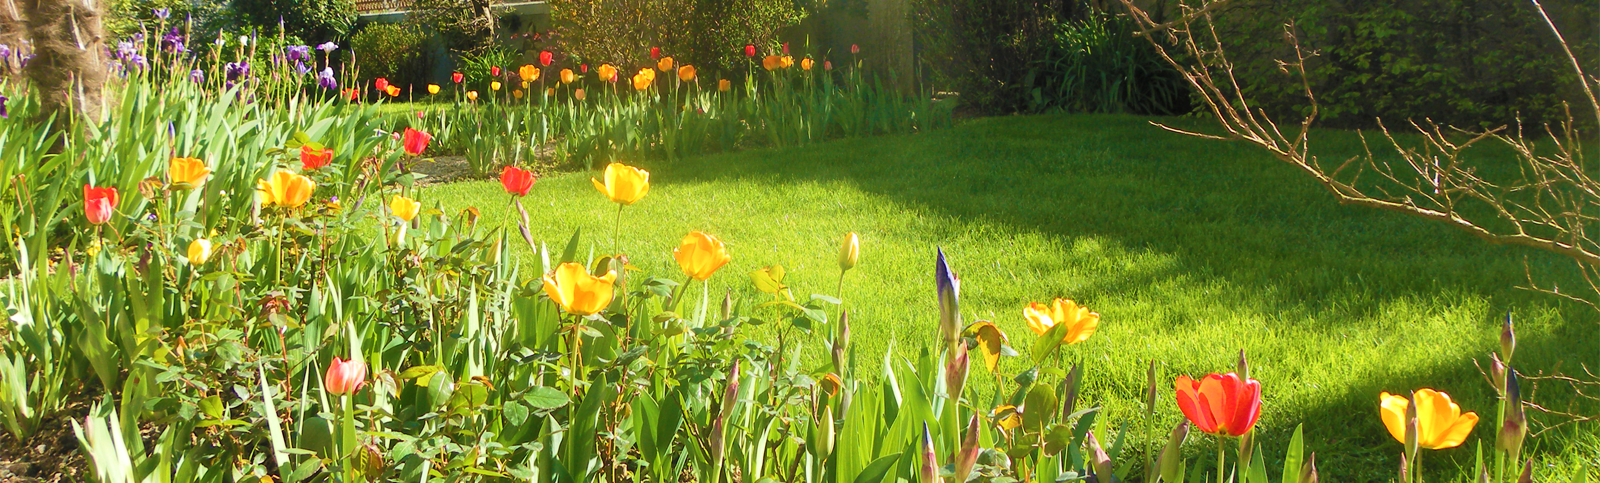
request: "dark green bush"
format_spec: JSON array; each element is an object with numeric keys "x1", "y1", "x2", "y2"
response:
[
  {"x1": 350, "y1": 22, "x2": 435, "y2": 90},
  {"x1": 548, "y1": 0, "x2": 805, "y2": 74},
  {"x1": 913, "y1": 1, "x2": 1188, "y2": 115},
  {"x1": 1204, "y1": 0, "x2": 1598, "y2": 129},
  {"x1": 230, "y1": 0, "x2": 355, "y2": 44}
]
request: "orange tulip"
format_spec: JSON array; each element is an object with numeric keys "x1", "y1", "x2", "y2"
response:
[
  {"x1": 678, "y1": 65, "x2": 696, "y2": 82},
  {"x1": 762, "y1": 55, "x2": 782, "y2": 71},
  {"x1": 513, "y1": 89, "x2": 524, "y2": 99},
  {"x1": 657, "y1": 56, "x2": 674, "y2": 72},
  {"x1": 560, "y1": 68, "x2": 575, "y2": 84},
  {"x1": 519, "y1": 64, "x2": 539, "y2": 82},
  {"x1": 718, "y1": 79, "x2": 731, "y2": 92},
  {"x1": 632, "y1": 68, "x2": 655, "y2": 91},
  {"x1": 258, "y1": 170, "x2": 315, "y2": 208},
  {"x1": 780, "y1": 56, "x2": 794, "y2": 69},
  {"x1": 674, "y1": 231, "x2": 731, "y2": 281},
  {"x1": 574, "y1": 88, "x2": 586, "y2": 100},
  {"x1": 801, "y1": 58, "x2": 814, "y2": 71},
  {"x1": 384, "y1": 85, "x2": 401, "y2": 97},
  {"x1": 597, "y1": 64, "x2": 618, "y2": 83},
  {"x1": 467, "y1": 90, "x2": 479, "y2": 101},
  {"x1": 300, "y1": 146, "x2": 334, "y2": 170},
  {"x1": 1175, "y1": 372, "x2": 1261, "y2": 437},
  {"x1": 324, "y1": 357, "x2": 367, "y2": 395}
]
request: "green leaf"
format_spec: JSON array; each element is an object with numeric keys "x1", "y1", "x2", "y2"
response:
[
  {"x1": 1282, "y1": 424, "x2": 1304, "y2": 483},
  {"x1": 1022, "y1": 384, "x2": 1058, "y2": 434},
  {"x1": 1030, "y1": 319, "x2": 1076, "y2": 363},
  {"x1": 199, "y1": 395, "x2": 224, "y2": 419},
  {"x1": 560, "y1": 228, "x2": 583, "y2": 264},
  {"x1": 1246, "y1": 441, "x2": 1269, "y2": 483},
  {"x1": 853, "y1": 452, "x2": 903, "y2": 483},
  {"x1": 525, "y1": 387, "x2": 571, "y2": 410}
]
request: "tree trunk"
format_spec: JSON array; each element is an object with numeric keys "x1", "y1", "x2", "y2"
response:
[
  {"x1": 0, "y1": 0, "x2": 24, "y2": 78},
  {"x1": 21, "y1": 0, "x2": 106, "y2": 126}
]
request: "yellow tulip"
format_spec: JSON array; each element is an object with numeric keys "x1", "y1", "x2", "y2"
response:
[
  {"x1": 521, "y1": 81, "x2": 530, "y2": 89},
  {"x1": 597, "y1": 64, "x2": 618, "y2": 83},
  {"x1": 542, "y1": 262, "x2": 617, "y2": 315},
  {"x1": 718, "y1": 79, "x2": 731, "y2": 92},
  {"x1": 1023, "y1": 298, "x2": 1099, "y2": 344},
  {"x1": 632, "y1": 68, "x2": 655, "y2": 91},
  {"x1": 657, "y1": 56, "x2": 674, "y2": 72},
  {"x1": 467, "y1": 90, "x2": 479, "y2": 101},
  {"x1": 427, "y1": 84, "x2": 440, "y2": 94},
  {"x1": 801, "y1": 58, "x2": 814, "y2": 71},
  {"x1": 674, "y1": 231, "x2": 731, "y2": 281},
  {"x1": 762, "y1": 55, "x2": 782, "y2": 71},
  {"x1": 678, "y1": 65, "x2": 696, "y2": 82},
  {"x1": 491, "y1": 81, "x2": 502, "y2": 91},
  {"x1": 169, "y1": 157, "x2": 211, "y2": 190},
  {"x1": 591, "y1": 162, "x2": 650, "y2": 205},
  {"x1": 519, "y1": 64, "x2": 539, "y2": 82},
  {"x1": 780, "y1": 56, "x2": 794, "y2": 69},
  {"x1": 838, "y1": 232, "x2": 858, "y2": 271},
  {"x1": 259, "y1": 170, "x2": 315, "y2": 208},
  {"x1": 560, "y1": 68, "x2": 575, "y2": 84},
  {"x1": 389, "y1": 195, "x2": 421, "y2": 222},
  {"x1": 1380, "y1": 390, "x2": 1478, "y2": 450},
  {"x1": 513, "y1": 89, "x2": 524, "y2": 99},
  {"x1": 187, "y1": 238, "x2": 212, "y2": 265}
]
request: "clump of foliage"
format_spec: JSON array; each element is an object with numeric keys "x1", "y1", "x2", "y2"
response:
[
  {"x1": 547, "y1": 0, "x2": 804, "y2": 71},
  {"x1": 913, "y1": 1, "x2": 1188, "y2": 115},
  {"x1": 230, "y1": 0, "x2": 356, "y2": 45},
  {"x1": 350, "y1": 22, "x2": 435, "y2": 89}
]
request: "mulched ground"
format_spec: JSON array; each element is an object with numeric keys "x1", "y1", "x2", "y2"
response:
[{"x1": 0, "y1": 397, "x2": 90, "y2": 483}]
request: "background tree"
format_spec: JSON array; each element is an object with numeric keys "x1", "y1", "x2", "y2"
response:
[
  {"x1": 22, "y1": 0, "x2": 108, "y2": 125},
  {"x1": 230, "y1": 0, "x2": 356, "y2": 43}
]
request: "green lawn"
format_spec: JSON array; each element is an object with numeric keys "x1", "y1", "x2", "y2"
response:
[{"x1": 422, "y1": 113, "x2": 1599, "y2": 481}]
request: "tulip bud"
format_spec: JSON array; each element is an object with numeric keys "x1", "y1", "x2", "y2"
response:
[
  {"x1": 818, "y1": 404, "x2": 835, "y2": 459},
  {"x1": 833, "y1": 310, "x2": 850, "y2": 374},
  {"x1": 1478, "y1": 466, "x2": 1491, "y2": 483},
  {"x1": 1404, "y1": 392, "x2": 1421, "y2": 459},
  {"x1": 1144, "y1": 359, "x2": 1159, "y2": 415},
  {"x1": 954, "y1": 413, "x2": 981, "y2": 483},
  {"x1": 1237, "y1": 349, "x2": 1250, "y2": 381},
  {"x1": 945, "y1": 340, "x2": 969, "y2": 402},
  {"x1": 1516, "y1": 459, "x2": 1533, "y2": 483},
  {"x1": 709, "y1": 416, "x2": 725, "y2": 464},
  {"x1": 1501, "y1": 314, "x2": 1516, "y2": 363},
  {"x1": 1238, "y1": 430, "x2": 1255, "y2": 469},
  {"x1": 1059, "y1": 364, "x2": 1082, "y2": 420},
  {"x1": 1299, "y1": 453, "x2": 1318, "y2": 483},
  {"x1": 721, "y1": 289, "x2": 733, "y2": 321},
  {"x1": 839, "y1": 232, "x2": 859, "y2": 272},
  {"x1": 1087, "y1": 431, "x2": 1113, "y2": 480},
  {"x1": 1498, "y1": 367, "x2": 1527, "y2": 459},
  {"x1": 936, "y1": 248, "x2": 962, "y2": 356},
  {"x1": 1157, "y1": 420, "x2": 1189, "y2": 482},
  {"x1": 187, "y1": 238, "x2": 213, "y2": 265},
  {"x1": 920, "y1": 423, "x2": 939, "y2": 483},
  {"x1": 722, "y1": 360, "x2": 741, "y2": 419}
]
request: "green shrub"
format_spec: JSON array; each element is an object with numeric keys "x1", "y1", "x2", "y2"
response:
[
  {"x1": 548, "y1": 0, "x2": 805, "y2": 73},
  {"x1": 913, "y1": 1, "x2": 1186, "y2": 115},
  {"x1": 1196, "y1": 0, "x2": 1598, "y2": 129},
  {"x1": 230, "y1": 0, "x2": 356, "y2": 43},
  {"x1": 350, "y1": 22, "x2": 435, "y2": 89}
]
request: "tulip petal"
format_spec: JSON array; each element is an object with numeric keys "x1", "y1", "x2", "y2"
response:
[
  {"x1": 1176, "y1": 376, "x2": 1216, "y2": 434},
  {"x1": 1198, "y1": 375, "x2": 1229, "y2": 432},
  {"x1": 1231, "y1": 378, "x2": 1262, "y2": 436},
  {"x1": 1434, "y1": 411, "x2": 1478, "y2": 450},
  {"x1": 1379, "y1": 392, "x2": 1410, "y2": 445}
]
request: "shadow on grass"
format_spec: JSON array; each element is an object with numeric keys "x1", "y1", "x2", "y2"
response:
[{"x1": 647, "y1": 113, "x2": 1600, "y2": 481}]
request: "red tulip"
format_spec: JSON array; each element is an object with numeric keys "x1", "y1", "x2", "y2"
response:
[
  {"x1": 300, "y1": 145, "x2": 334, "y2": 170},
  {"x1": 401, "y1": 128, "x2": 431, "y2": 156},
  {"x1": 342, "y1": 88, "x2": 359, "y2": 101},
  {"x1": 374, "y1": 77, "x2": 389, "y2": 92},
  {"x1": 324, "y1": 357, "x2": 367, "y2": 395},
  {"x1": 452, "y1": 72, "x2": 464, "y2": 83},
  {"x1": 1175, "y1": 372, "x2": 1261, "y2": 437},
  {"x1": 491, "y1": 66, "x2": 502, "y2": 76},
  {"x1": 824, "y1": 60, "x2": 833, "y2": 71},
  {"x1": 782, "y1": 43, "x2": 789, "y2": 55},
  {"x1": 84, "y1": 184, "x2": 118, "y2": 225},
  {"x1": 850, "y1": 44, "x2": 860, "y2": 54},
  {"x1": 650, "y1": 47, "x2": 661, "y2": 60},
  {"x1": 581, "y1": 64, "x2": 589, "y2": 73},
  {"x1": 540, "y1": 50, "x2": 554, "y2": 66},
  {"x1": 501, "y1": 165, "x2": 536, "y2": 196},
  {"x1": 744, "y1": 44, "x2": 756, "y2": 57}
]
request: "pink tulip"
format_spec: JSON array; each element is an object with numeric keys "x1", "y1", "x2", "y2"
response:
[{"x1": 325, "y1": 357, "x2": 367, "y2": 395}]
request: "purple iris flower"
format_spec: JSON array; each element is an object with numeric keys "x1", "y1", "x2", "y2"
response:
[
  {"x1": 115, "y1": 41, "x2": 136, "y2": 60},
  {"x1": 19, "y1": 54, "x2": 31, "y2": 68},
  {"x1": 189, "y1": 69, "x2": 204, "y2": 83},
  {"x1": 295, "y1": 60, "x2": 311, "y2": 75},
  {"x1": 317, "y1": 67, "x2": 337, "y2": 90},
  {"x1": 0, "y1": 94, "x2": 8, "y2": 119},
  {"x1": 160, "y1": 28, "x2": 185, "y2": 53},
  {"x1": 0, "y1": 44, "x2": 9, "y2": 60},
  {"x1": 153, "y1": 7, "x2": 170, "y2": 20},
  {"x1": 316, "y1": 42, "x2": 337, "y2": 53},
  {"x1": 225, "y1": 61, "x2": 249, "y2": 81},
  {"x1": 131, "y1": 54, "x2": 148, "y2": 70},
  {"x1": 285, "y1": 45, "x2": 310, "y2": 63}
]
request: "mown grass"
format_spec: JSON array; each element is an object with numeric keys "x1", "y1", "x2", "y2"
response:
[{"x1": 421, "y1": 113, "x2": 1599, "y2": 482}]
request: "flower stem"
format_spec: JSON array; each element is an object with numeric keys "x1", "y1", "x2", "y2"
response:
[{"x1": 1217, "y1": 435, "x2": 1226, "y2": 483}]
